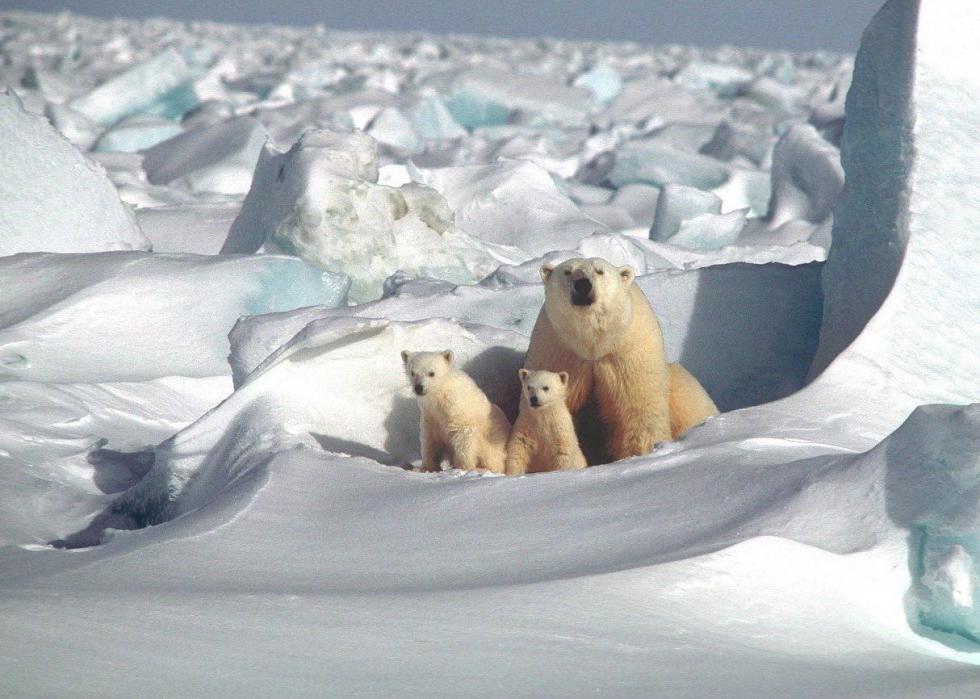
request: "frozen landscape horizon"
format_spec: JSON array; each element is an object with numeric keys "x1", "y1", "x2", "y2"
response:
[{"x1": 1, "y1": 2, "x2": 978, "y2": 696}]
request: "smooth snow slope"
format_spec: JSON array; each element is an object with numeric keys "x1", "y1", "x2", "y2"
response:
[{"x1": 0, "y1": 1, "x2": 978, "y2": 696}]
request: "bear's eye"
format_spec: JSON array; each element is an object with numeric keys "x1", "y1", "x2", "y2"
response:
[
  {"x1": 564, "y1": 269, "x2": 571, "y2": 275},
  {"x1": 542, "y1": 386, "x2": 549, "y2": 391},
  {"x1": 428, "y1": 371, "x2": 435, "y2": 377},
  {"x1": 595, "y1": 269, "x2": 604, "y2": 275}
]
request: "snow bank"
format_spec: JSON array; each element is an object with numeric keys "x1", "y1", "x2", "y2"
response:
[
  {"x1": 808, "y1": 0, "x2": 980, "y2": 428},
  {"x1": 0, "y1": 90, "x2": 148, "y2": 255},
  {"x1": 0, "y1": 252, "x2": 349, "y2": 382},
  {"x1": 118, "y1": 317, "x2": 527, "y2": 523}
]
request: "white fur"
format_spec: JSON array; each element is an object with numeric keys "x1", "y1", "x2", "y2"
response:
[{"x1": 401, "y1": 350, "x2": 510, "y2": 473}]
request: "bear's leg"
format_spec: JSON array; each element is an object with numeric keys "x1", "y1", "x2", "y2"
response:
[
  {"x1": 505, "y1": 428, "x2": 535, "y2": 476},
  {"x1": 420, "y1": 418, "x2": 445, "y2": 472},
  {"x1": 553, "y1": 448, "x2": 587, "y2": 471},
  {"x1": 668, "y1": 363, "x2": 719, "y2": 439},
  {"x1": 448, "y1": 429, "x2": 481, "y2": 472},
  {"x1": 594, "y1": 354, "x2": 670, "y2": 461}
]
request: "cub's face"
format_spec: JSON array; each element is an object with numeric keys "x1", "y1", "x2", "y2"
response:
[
  {"x1": 540, "y1": 257, "x2": 635, "y2": 310},
  {"x1": 401, "y1": 350, "x2": 453, "y2": 397},
  {"x1": 519, "y1": 369, "x2": 568, "y2": 409}
]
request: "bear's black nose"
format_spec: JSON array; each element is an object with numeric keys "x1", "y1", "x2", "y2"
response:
[
  {"x1": 573, "y1": 278, "x2": 592, "y2": 295},
  {"x1": 529, "y1": 395, "x2": 540, "y2": 407},
  {"x1": 414, "y1": 384, "x2": 424, "y2": 395}
]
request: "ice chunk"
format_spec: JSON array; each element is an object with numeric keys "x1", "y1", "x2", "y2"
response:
[
  {"x1": 407, "y1": 94, "x2": 467, "y2": 140},
  {"x1": 766, "y1": 125, "x2": 843, "y2": 229},
  {"x1": 43, "y1": 102, "x2": 99, "y2": 150},
  {"x1": 0, "y1": 90, "x2": 148, "y2": 255},
  {"x1": 0, "y1": 252, "x2": 350, "y2": 383},
  {"x1": 609, "y1": 141, "x2": 730, "y2": 190},
  {"x1": 93, "y1": 115, "x2": 184, "y2": 153},
  {"x1": 573, "y1": 63, "x2": 622, "y2": 104},
  {"x1": 412, "y1": 159, "x2": 607, "y2": 255},
  {"x1": 669, "y1": 209, "x2": 748, "y2": 250},
  {"x1": 224, "y1": 129, "x2": 489, "y2": 302},
  {"x1": 611, "y1": 184, "x2": 660, "y2": 228},
  {"x1": 607, "y1": 76, "x2": 727, "y2": 126},
  {"x1": 650, "y1": 184, "x2": 722, "y2": 241},
  {"x1": 445, "y1": 67, "x2": 592, "y2": 128},
  {"x1": 68, "y1": 48, "x2": 198, "y2": 126},
  {"x1": 700, "y1": 118, "x2": 773, "y2": 166},
  {"x1": 141, "y1": 116, "x2": 267, "y2": 195},
  {"x1": 674, "y1": 62, "x2": 753, "y2": 98},
  {"x1": 136, "y1": 202, "x2": 241, "y2": 254},
  {"x1": 367, "y1": 107, "x2": 422, "y2": 153},
  {"x1": 878, "y1": 404, "x2": 980, "y2": 645}
]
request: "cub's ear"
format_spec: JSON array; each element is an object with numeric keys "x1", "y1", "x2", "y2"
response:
[
  {"x1": 441, "y1": 349, "x2": 454, "y2": 364},
  {"x1": 400, "y1": 350, "x2": 410, "y2": 364},
  {"x1": 540, "y1": 263, "x2": 554, "y2": 283},
  {"x1": 558, "y1": 371, "x2": 569, "y2": 386},
  {"x1": 518, "y1": 368, "x2": 530, "y2": 382},
  {"x1": 618, "y1": 265, "x2": 635, "y2": 285}
]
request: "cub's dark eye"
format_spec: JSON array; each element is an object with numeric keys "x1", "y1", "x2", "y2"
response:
[
  {"x1": 428, "y1": 371, "x2": 435, "y2": 377},
  {"x1": 542, "y1": 386, "x2": 549, "y2": 391},
  {"x1": 564, "y1": 270, "x2": 571, "y2": 275},
  {"x1": 595, "y1": 269, "x2": 604, "y2": 275}
]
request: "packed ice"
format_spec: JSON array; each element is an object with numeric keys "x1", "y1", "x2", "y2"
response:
[{"x1": 1, "y1": 1, "x2": 978, "y2": 696}]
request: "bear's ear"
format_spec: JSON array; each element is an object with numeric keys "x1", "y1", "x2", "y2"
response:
[
  {"x1": 539, "y1": 263, "x2": 554, "y2": 283},
  {"x1": 518, "y1": 368, "x2": 530, "y2": 383},
  {"x1": 400, "y1": 350, "x2": 410, "y2": 364},
  {"x1": 618, "y1": 265, "x2": 635, "y2": 285},
  {"x1": 558, "y1": 371, "x2": 569, "y2": 386},
  {"x1": 441, "y1": 349, "x2": 454, "y2": 364}
]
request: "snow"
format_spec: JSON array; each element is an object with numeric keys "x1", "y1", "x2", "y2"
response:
[
  {"x1": 1, "y1": 2, "x2": 979, "y2": 696},
  {"x1": 0, "y1": 252, "x2": 350, "y2": 382},
  {"x1": 0, "y1": 90, "x2": 148, "y2": 255}
]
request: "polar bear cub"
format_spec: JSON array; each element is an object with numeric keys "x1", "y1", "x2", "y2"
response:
[
  {"x1": 401, "y1": 350, "x2": 510, "y2": 474},
  {"x1": 506, "y1": 369, "x2": 587, "y2": 475}
]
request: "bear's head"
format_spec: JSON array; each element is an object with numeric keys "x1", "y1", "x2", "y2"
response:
[
  {"x1": 518, "y1": 368, "x2": 568, "y2": 410},
  {"x1": 540, "y1": 257, "x2": 636, "y2": 359},
  {"x1": 401, "y1": 349, "x2": 453, "y2": 397}
]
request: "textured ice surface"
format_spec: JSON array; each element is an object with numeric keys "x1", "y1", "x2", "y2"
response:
[
  {"x1": 224, "y1": 129, "x2": 485, "y2": 301},
  {"x1": 0, "y1": 252, "x2": 349, "y2": 382},
  {"x1": 413, "y1": 159, "x2": 606, "y2": 255},
  {"x1": 0, "y1": 90, "x2": 148, "y2": 255},
  {"x1": 68, "y1": 48, "x2": 197, "y2": 126}
]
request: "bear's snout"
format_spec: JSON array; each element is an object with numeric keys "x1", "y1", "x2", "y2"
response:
[
  {"x1": 413, "y1": 384, "x2": 425, "y2": 396},
  {"x1": 529, "y1": 395, "x2": 541, "y2": 407},
  {"x1": 571, "y1": 276, "x2": 595, "y2": 306}
]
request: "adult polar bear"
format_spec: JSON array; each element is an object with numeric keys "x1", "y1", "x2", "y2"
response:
[{"x1": 524, "y1": 257, "x2": 718, "y2": 464}]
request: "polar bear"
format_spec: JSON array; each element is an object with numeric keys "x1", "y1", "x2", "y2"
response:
[
  {"x1": 506, "y1": 369, "x2": 587, "y2": 475},
  {"x1": 523, "y1": 257, "x2": 718, "y2": 463},
  {"x1": 401, "y1": 349, "x2": 510, "y2": 473}
]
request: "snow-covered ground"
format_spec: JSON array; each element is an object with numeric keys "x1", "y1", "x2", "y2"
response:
[{"x1": 1, "y1": 1, "x2": 979, "y2": 696}]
